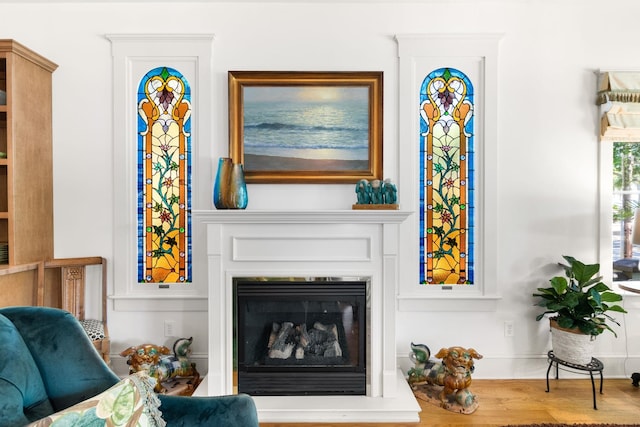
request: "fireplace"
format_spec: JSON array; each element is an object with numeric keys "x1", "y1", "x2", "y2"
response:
[
  {"x1": 193, "y1": 210, "x2": 420, "y2": 423},
  {"x1": 234, "y1": 277, "x2": 367, "y2": 396}
]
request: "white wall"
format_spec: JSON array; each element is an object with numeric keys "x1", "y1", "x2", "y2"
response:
[{"x1": 1, "y1": 0, "x2": 640, "y2": 379}]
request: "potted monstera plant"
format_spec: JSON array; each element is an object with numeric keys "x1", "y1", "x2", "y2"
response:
[{"x1": 533, "y1": 255, "x2": 627, "y2": 365}]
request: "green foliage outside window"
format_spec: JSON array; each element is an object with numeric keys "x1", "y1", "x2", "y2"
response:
[{"x1": 613, "y1": 143, "x2": 640, "y2": 260}]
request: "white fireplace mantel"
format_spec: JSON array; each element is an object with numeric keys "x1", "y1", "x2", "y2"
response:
[
  {"x1": 192, "y1": 209, "x2": 420, "y2": 423},
  {"x1": 193, "y1": 209, "x2": 412, "y2": 224}
]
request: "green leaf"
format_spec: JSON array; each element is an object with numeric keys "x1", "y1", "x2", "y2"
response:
[
  {"x1": 572, "y1": 260, "x2": 600, "y2": 286},
  {"x1": 546, "y1": 302, "x2": 566, "y2": 311},
  {"x1": 588, "y1": 287, "x2": 603, "y2": 307},
  {"x1": 589, "y1": 282, "x2": 611, "y2": 293},
  {"x1": 556, "y1": 317, "x2": 575, "y2": 329},
  {"x1": 534, "y1": 300, "x2": 553, "y2": 308},
  {"x1": 606, "y1": 304, "x2": 627, "y2": 313},
  {"x1": 549, "y1": 276, "x2": 568, "y2": 294},
  {"x1": 600, "y1": 292, "x2": 623, "y2": 302},
  {"x1": 563, "y1": 292, "x2": 580, "y2": 308},
  {"x1": 534, "y1": 288, "x2": 558, "y2": 296}
]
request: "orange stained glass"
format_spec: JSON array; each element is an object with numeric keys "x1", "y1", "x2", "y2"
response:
[
  {"x1": 137, "y1": 67, "x2": 191, "y2": 283},
  {"x1": 419, "y1": 68, "x2": 474, "y2": 285}
]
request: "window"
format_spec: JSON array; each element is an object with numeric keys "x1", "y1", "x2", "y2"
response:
[
  {"x1": 395, "y1": 34, "x2": 501, "y2": 310},
  {"x1": 109, "y1": 34, "x2": 212, "y2": 309},
  {"x1": 611, "y1": 142, "x2": 640, "y2": 282},
  {"x1": 137, "y1": 66, "x2": 191, "y2": 284},
  {"x1": 419, "y1": 68, "x2": 475, "y2": 285},
  {"x1": 597, "y1": 71, "x2": 640, "y2": 285}
]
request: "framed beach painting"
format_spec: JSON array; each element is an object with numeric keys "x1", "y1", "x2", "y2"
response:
[{"x1": 228, "y1": 71, "x2": 383, "y2": 183}]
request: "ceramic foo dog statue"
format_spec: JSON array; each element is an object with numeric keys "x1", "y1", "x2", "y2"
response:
[
  {"x1": 120, "y1": 337, "x2": 200, "y2": 393},
  {"x1": 407, "y1": 343, "x2": 483, "y2": 414}
]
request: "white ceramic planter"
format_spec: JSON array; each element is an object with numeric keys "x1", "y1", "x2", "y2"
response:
[{"x1": 550, "y1": 319, "x2": 595, "y2": 365}]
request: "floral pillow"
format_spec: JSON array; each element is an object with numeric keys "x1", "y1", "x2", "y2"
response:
[{"x1": 28, "y1": 372, "x2": 165, "y2": 427}]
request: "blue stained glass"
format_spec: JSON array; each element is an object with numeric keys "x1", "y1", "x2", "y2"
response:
[
  {"x1": 419, "y1": 67, "x2": 475, "y2": 285},
  {"x1": 137, "y1": 66, "x2": 192, "y2": 283}
]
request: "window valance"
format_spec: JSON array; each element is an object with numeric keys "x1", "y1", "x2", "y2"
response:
[{"x1": 597, "y1": 71, "x2": 640, "y2": 142}]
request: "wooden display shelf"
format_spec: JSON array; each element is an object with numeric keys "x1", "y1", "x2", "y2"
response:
[
  {"x1": 160, "y1": 377, "x2": 202, "y2": 396},
  {"x1": 0, "y1": 261, "x2": 40, "y2": 276},
  {"x1": 0, "y1": 40, "x2": 56, "y2": 267},
  {"x1": 352, "y1": 204, "x2": 399, "y2": 210}
]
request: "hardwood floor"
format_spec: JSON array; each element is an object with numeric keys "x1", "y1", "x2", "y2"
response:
[{"x1": 260, "y1": 379, "x2": 640, "y2": 427}]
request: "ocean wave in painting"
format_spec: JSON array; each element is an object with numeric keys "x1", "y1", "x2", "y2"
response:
[
  {"x1": 246, "y1": 122, "x2": 366, "y2": 133},
  {"x1": 242, "y1": 90, "x2": 370, "y2": 161}
]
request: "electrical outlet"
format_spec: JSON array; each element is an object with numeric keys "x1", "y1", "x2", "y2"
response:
[
  {"x1": 504, "y1": 320, "x2": 514, "y2": 337},
  {"x1": 164, "y1": 320, "x2": 175, "y2": 337}
]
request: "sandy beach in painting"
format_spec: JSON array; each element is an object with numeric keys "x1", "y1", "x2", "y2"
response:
[{"x1": 245, "y1": 153, "x2": 368, "y2": 171}]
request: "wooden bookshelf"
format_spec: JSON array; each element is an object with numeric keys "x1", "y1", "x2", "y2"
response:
[{"x1": 0, "y1": 40, "x2": 57, "y2": 305}]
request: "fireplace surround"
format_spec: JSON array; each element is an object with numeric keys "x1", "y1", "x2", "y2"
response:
[{"x1": 193, "y1": 210, "x2": 420, "y2": 423}]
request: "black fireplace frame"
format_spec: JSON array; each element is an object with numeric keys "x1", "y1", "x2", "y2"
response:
[{"x1": 233, "y1": 277, "x2": 367, "y2": 396}]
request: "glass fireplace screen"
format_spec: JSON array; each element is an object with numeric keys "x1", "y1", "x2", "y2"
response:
[{"x1": 234, "y1": 278, "x2": 367, "y2": 396}]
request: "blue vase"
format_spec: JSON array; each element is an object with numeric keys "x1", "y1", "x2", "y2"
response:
[{"x1": 213, "y1": 157, "x2": 248, "y2": 209}]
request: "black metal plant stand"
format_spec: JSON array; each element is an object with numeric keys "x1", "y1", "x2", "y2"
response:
[{"x1": 545, "y1": 350, "x2": 604, "y2": 410}]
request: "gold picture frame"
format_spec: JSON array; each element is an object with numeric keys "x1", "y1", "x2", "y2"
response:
[{"x1": 228, "y1": 71, "x2": 383, "y2": 183}]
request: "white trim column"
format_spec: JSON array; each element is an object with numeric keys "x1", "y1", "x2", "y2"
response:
[{"x1": 107, "y1": 34, "x2": 214, "y2": 311}]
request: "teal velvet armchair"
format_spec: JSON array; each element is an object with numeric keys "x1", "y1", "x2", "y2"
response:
[{"x1": 0, "y1": 306, "x2": 259, "y2": 427}]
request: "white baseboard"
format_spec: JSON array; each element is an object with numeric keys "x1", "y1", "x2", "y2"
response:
[
  {"x1": 111, "y1": 353, "x2": 640, "y2": 381},
  {"x1": 397, "y1": 354, "x2": 640, "y2": 380}
]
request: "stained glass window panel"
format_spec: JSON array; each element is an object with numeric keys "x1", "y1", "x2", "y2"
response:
[
  {"x1": 137, "y1": 66, "x2": 191, "y2": 283},
  {"x1": 419, "y1": 68, "x2": 474, "y2": 285}
]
